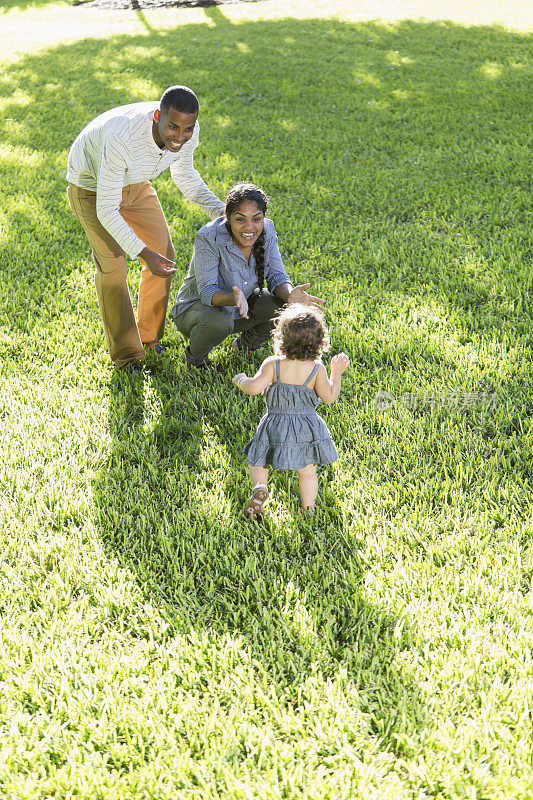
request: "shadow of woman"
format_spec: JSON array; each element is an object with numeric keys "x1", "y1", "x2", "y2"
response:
[{"x1": 93, "y1": 359, "x2": 429, "y2": 762}]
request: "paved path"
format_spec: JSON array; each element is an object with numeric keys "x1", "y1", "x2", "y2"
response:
[{"x1": 2, "y1": 0, "x2": 530, "y2": 65}]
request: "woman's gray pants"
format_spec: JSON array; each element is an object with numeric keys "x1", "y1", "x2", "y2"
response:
[{"x1": 172, "y1": 289, "x2": 284, "y2": 365}]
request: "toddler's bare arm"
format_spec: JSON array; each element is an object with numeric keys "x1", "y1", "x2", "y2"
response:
[
  {"x1": 314, "y1": 353, "x2": 350, "y2": 404},
  {"x1": 232, "y1": 357, "x2": 276, "y2": 395}
]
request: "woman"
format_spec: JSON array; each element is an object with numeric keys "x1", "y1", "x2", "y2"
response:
[{"x1": 171, "y1": 182, "x2": 323, "y2": 368}]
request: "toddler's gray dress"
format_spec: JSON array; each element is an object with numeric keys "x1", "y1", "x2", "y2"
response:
[{"x1": 244, "y1": 360, "x2": 338, "y2": 469}]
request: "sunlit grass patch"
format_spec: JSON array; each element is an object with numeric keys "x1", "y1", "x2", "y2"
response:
[{"x1": 0, "y1": 8, "x2": 532, "y2": 800}]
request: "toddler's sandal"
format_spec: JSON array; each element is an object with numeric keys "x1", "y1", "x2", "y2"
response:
[{"x1": 244, "y1": 485, "x2": 269, "y2": 520}]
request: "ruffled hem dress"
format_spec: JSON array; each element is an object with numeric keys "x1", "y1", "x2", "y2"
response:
[{"x1": 243, "y1": 360, "x2": 338, "y2": 470}]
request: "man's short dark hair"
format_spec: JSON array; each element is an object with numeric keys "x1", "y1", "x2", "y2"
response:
[{"x1": 160, "y1": 85, "x2": 199, "y2": 116}]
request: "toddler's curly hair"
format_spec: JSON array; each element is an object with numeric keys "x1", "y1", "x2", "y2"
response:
[{"x1": 272, "y1": 303, "x2": 330, "y2": 360}]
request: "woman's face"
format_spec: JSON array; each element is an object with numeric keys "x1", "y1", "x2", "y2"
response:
[{"x1": 228, "y1": 200, "x2": 265, "y2": 249}]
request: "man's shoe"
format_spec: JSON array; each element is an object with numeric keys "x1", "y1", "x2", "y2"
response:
[
  {"x1": 119, "y1": 361, "x2": 145, "y2": 374},
  {"x1": 147, "y1": 343, "x2": 168, "y2": 355}
]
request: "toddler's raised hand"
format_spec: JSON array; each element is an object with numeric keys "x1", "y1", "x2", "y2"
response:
[
  {"x1": 233, "y1": 372, "x2": 248, "y2": 389},
  {"x1": 331, "y1": 353, "x2": 350, "y2": 375}
]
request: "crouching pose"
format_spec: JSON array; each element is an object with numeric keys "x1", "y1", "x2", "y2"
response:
[{"x1": 172, "y1": 182, "x2": 323, "y2": 368}]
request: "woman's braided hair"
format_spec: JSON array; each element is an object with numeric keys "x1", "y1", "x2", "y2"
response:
[{"x1": 225, "y1": 183, "x2": 267, "y2": 296}]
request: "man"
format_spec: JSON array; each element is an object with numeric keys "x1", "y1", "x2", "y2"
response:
[{"x1": 67, "y1": 85, "x2": 224, "y2": 370}]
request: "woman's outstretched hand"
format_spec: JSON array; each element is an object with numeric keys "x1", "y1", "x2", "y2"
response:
[
  {"x1": 287, "y1": 284, "x2": 325, "y2": 308},
  {"x1": 233, "y1": 286, "x2": 249, "y2": 318}
]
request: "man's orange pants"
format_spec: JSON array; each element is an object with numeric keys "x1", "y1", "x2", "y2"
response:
[{"x1": 67, "y1": 181, "x2": 174, "y2": 367}]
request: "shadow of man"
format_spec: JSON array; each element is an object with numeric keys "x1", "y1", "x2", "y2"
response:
[{"x1": 92, "y1": 359, "x2": 426, "y2": 759}]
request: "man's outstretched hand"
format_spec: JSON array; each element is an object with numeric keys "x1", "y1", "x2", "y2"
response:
[{"x1": 140, "y1": 247, "x2": 177, "y2": 278}]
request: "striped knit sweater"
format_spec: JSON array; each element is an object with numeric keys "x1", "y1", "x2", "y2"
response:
[{"x1": 66, "y1": 101, "x2": 224, "y2": 257}]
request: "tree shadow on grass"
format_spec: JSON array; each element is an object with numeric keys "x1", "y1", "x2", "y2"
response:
[
  {"x1": 0, "y1": 16, "x2": 530, "y2": 360},
  {"x1": 1, "y1": 14, "x2": 532, "y2": 781},
  {"x1": 93, "y1": 358, "x2": 429, "y2": 765}
]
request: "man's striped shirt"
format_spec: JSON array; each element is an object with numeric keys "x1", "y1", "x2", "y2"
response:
[{"x1": 66, "y1": 101, "x2": 224, "y2": 258}]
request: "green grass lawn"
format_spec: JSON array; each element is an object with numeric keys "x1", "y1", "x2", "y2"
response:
[
  {"x1": 0, "y1": 0, "x2": 69, "y2": 12},
  {"x1": 1, "y1": 5, "x2": 532, "y2": 798}
]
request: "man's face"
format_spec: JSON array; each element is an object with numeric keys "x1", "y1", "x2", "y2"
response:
[{"x1": 153, "y1": 106, "x2": 198, "y2": 152}]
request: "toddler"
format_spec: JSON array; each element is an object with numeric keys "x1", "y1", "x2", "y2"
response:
[{"x1": 232, "y1": 303, "x2": 349, "y2": 518}]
